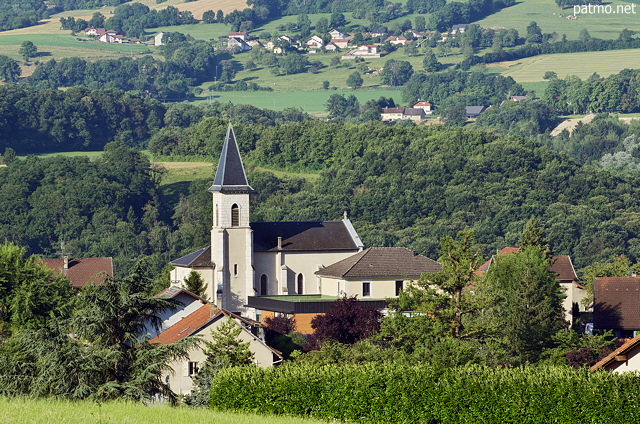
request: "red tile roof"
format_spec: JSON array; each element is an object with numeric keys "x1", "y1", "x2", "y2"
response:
[
  {"x1": 149, "y1": 304, "x2": 217, "y2": 345},
  {"x1": 40, "y1": 257, "x2": 113, "y2": 289},
  {"x1": 594, "y1": 277, "x2": 640, "y2": 330}
]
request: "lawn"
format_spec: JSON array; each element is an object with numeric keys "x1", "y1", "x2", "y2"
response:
[
  {"x1": 477, "y1": 0, "x2": 640, "y2": 40},
  {"x1": 0, "y1": 397, "x2": 330, "y2": 424},
  {"x1": 499, "y1": 48, "x2": 640, "y2": 81}
]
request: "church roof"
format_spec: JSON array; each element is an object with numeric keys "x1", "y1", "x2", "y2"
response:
[
  {"x1": 251, "y1": 220, "x2": 362, "y2": 252},
  {"x1": 170, "y1": 246, "x2": 212, "y2": 267},
  {"x1": 209, "y1": 124, "x2": 253, "y2": 193},
  {"x1": 315, "y1": 247, "x2": 441, "y2": 278}
]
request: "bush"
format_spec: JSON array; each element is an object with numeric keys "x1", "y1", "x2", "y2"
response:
[{"x1": 210, "y1": 363, "x2": 640, "y2": 423}]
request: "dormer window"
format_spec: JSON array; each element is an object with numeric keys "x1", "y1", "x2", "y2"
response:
[{"x1": 231, "y1": 204, "x2": 239, "y2": 227}]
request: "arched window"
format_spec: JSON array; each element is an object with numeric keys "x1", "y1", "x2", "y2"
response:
[
  {"x1": 215, "y1": 204, "x2": 219, "y2": 227},
  {"x1": 260, "y1": 274, "x2": 268, "y2": 296},
  {"x1": 297, "y1": 273, "x2": 304, "y2": 295},
  {"x1": 231, "y1": 204, "x2": 239, "y2": 227}
]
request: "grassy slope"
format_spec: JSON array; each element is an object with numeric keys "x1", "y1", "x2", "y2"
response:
[
  {"x1": 0, "y1": 397, "x2": 330, "y2": 424},
  {"x1": 477, "y1": 0, "x2": 639, "y2": 40}
]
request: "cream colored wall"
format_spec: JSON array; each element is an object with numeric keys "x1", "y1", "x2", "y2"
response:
[
  {"x1": 608, "y1": 344, "x2": 640, "y2": 373},
  {"x1": 254, "y1": 251, "x2": 358, "y2": 296},
  {"x1": 165, "y1": 316, "x2": 278, "y2": 396},
  {"x1": 560, "y1": 282, "x2": 587, "y2": 326},
  {"x1": 170, "y1": 267, "x2": 215, "y2": 299},
  {"x1": 318, "y1": 276, "x2": 406, "y2": 298}
]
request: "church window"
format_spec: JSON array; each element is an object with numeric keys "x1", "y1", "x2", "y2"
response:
[
  {"x1": 260, "y1": 274, "x2": 268, "y2": 295},
  {"x1": 297, "y1": 274, "x2": 304, "y2": 295},
  {"x1": 234, "y1": 264, "x2": 238, "y2": 276},
  {"x1": 231, "y1": 204, "x2": 239, "y2": 227}
]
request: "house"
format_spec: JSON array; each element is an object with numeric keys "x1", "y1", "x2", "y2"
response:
[
  {"x1": 227, "y1": 31, "x2": 247, "y2": 41},
  {"x1": 344, "y1": 44, "x2": 381, "y2": 59},
  {"x1": 278, "y1": 35, "x2": 294, "y2": 44},
  {"x1": 413, "y1": 100, "x2": 433, "y2": 114},
  {"x1": 227, "y1": 36, "x2": 251, "y2": 52},
  {"x1": 591, "y1": 334, "x2": 640, "y2": 373},
  {"x1": 476, "y1": 247, "x2": 586, "y2": 326},
  {"x1": 593, "y1": 277, "x2": 640, "y2": 339},
  {"x1": 451, "y1": 24, "x2": 468, "y2": 34},
  {"x1": 154, "y1": 32, "x2": 164, "y2": 46},
  {"x1": 149, "y1": 293, "x2": 282, "y2": 395},
  {"x1": 406, "y1": 30, "x2": 424, "y2": 39},
  {"x1": 381, "y1": 107, "x2": 425, "y2": 122},
  {"x1": 99, "y1": 32, "x2": 125, "y2": 43},
  {"x1": 169, "y1": 124, "x2": 364, "y2": 319},
  {"x1": 84, "y1": 27, "x2": 100, "y2": 36},
  {"x1": 331, "y1": 39, "x2": 349, "y2": 49},
  {"x1": 40, "y1": 256, "x2": 113, "y2": 289},
  {"x1": 247, "y1": 39, "x2": 263, "y2": 48},
  {"x1": 325, "y1": 41, "x2": 340, "y2": 52},
  {"x1": 509, "y1": 96, "x2": 528, "y2": 102},
  {"x1": 366, "y1": 29, "x2": 387, "y2": 38},
  {"x1": 306, "y1": 35, "x2": 325, "y2": 49},
  {"x1": 465, "y1": 106, "x2": 486, "y2": 119},
  {"x1": 329, "y1": 29, "x2": 348, "y2": 40},
  {"x1": 384, "y1": 36, "x2": 408, "y2": 46}
]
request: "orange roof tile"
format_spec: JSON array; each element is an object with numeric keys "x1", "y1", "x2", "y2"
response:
[
  {"x1": 591, "y1": 334, "x2": 640, "y2": 371},
  {"x1": 150, "y1": 304, "x2": 217, "y2": 345}
]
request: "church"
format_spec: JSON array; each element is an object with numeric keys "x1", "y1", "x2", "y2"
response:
[{"x1": 169, "y1": 124, "x2": 441, "y2": 327}]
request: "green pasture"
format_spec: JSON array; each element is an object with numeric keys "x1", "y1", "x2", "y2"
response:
[
  {"x1": 500, "y1": 48, "x2": 640, "y2": 81},
  {"x1": 198, "y1": 89, "x2": 404, "y2": 114},
  {"x1": 0, "y1": 397, "x2": 330, "y2": 424},
  {"x1": 0, "y1": 34, "x2": 152, "y2": 62},
  {"x1": 477, "y1": 0, "x2": 640, "y2": 40}
]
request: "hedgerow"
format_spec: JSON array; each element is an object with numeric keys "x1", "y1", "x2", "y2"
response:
[{"x1": 210, "y1": 363, "x2": 640, "y2": 423}]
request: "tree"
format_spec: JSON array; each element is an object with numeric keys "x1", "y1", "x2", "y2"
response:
[
  {"x1": 306, "y1": 296, "x2": 381, "y2": 350},
  {"x1": 0, "y1": 55, "x2": 20, "y2": 82},
  {"x1": 519, "y1": 216, "x2": 548, "y2": 251},
  {"x1": 484, "y1": 246, "x2": 566, "y2": 363},
  {"x1": 202, "y1": 10, "x2": 216, "y2": 23},
  {"x1": 280, "y1": 53, "x2": 307, "y2": 75},
  {"x1": 218, "y1": 60, "x2": 236, "y2": 82},
  {"x1": 380, "y1": 59, "x2": 413, "y2": 86},
  {"x1": 325, "y1": 94, "x2": 360, "y2": 120},
  {"x1": 329, "y1": 12, "x2": 346, "y2": 29},
  {"x1": 183, "y1": 270, "x2": 207, "y2": 299},
  {"x1": 188, "y1": 316, "x2": 254, "y2": 405},
  {"x1": 526, "y1": 21, "x2": 542, "y2": 44},
  {"x1": 422, "y1": 50, "x2": 441, "y2": 72},
  {"x1": 18, "y1": 41, "x2": 37, "y2": 62},
  {"x1": 415, "y1": 16, "x2": 426, "y2": 32},
  {"x1": 322, "y1": 80, "x2": 330, "y2": 90},
  {"x1": 315, "y1": 17, "x2": 329, "y2": 34},
  {"x1": 346, "y1": 71, "x2": 363, "y2": 89}
]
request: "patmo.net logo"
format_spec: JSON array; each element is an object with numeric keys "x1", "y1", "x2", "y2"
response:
[{"x1": 574, "y1": 3, "x2": 637, "y2": 15}]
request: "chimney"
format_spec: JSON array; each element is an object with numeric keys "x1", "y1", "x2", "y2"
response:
[
  {"x1": 277, "y1": 236, "x2": 282, "y2": 250},
  {"x1": 63, "y1": 256, "x2": 69, "y2": 270}
]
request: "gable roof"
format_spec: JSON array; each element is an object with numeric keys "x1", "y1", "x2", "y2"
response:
[
  {"x1": 154, "y1": 286, "x2": 208, "y2": 303},
  {"x1": 209, "y1": 124, "x2": 253, "y2": 193},
  {"x1": 170, "y1": 246, "x2": 212, "y2": 267},
  {"x1": 594, "y1": 277, "x2": 640, "y2": 330},
  {"x1": 465, "y1": 106, "x2": 486, "y2": 116},
  {"x1": 252, "y1": 220, "x2": 363, "y2": 252},
  {"x1": 315, "y1": 247, "x2": 441, "y2": 279},
  {"x1": 591, "y1": 334, "x2": 640, "y2": 371},
  {"x1": 40, "y1": 257, "x2": 113, "y2": 289},
  {"x1": 476, "y1": 247, "x2": 578, "y2": 282}
]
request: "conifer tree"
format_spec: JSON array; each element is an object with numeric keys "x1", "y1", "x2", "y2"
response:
[{"x1": 184, "y1": 270, "x2": 207, "y2": 299}]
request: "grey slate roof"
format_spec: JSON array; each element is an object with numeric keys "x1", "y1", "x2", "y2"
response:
[
  {"x1": 209, "y1": 124, "x2": 253, "y2": 193},
  {"x1": 252, "y1": 220, "x2": 361, "y2": 252},
  {"x1": 315, "y1": 247, "x2": 441, "y2": 278},
  {"x1": 170, "y1": 246, "x2": 212, "y2": 267},
  {"x1": 465, "y1": 106, "x2": 486, "y2": 117}
]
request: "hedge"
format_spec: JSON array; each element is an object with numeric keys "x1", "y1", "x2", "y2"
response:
[{"x1": 210, "y1": 363, "x2": 640, "y2": 423}]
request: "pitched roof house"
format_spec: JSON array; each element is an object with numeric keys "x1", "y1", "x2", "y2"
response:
[
  {"x1": 591, "y1": 334, "x2": 640, "y2": 373},
  {"x1": 329, "y1": 29, "x2": 348, "y2": 39},
  {"x1": 594, "y1": 277, "x2": 640, "y2": 338},
  {"x1": 149, "y1": 293, "x2": 282, "y2": 395},
  {"x1": 40, "y1": 256, "x2": 113, "y2": 289},
  {"x1": 381, "y1": 107, "x2": 425, "y2": 122},
  {"x1": 465, "y1": 105, "x2": 486, "y2": 119},
  {"x1": 477, "y1": 247, "x2": 584, "y2": 326},
  {"x1": 384, "y1": 35, "x2": 408, "y2": 45}
]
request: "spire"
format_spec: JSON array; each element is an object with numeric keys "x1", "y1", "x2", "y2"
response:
[{"x1": 209, "y1": 123, "x2": 253, "y2": 193}]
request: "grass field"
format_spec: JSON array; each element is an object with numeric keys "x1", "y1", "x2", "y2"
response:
[
  {"x1": 0, "y1": 397, "x2": 329, "y2": 424},
  {"x1": 477, "y1": 0, "x2": 640, "y2": 40},
  {"x1": 500, "y1": 48, "x2": 640, "y2": 81}
]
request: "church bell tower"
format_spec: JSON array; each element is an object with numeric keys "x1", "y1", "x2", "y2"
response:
[{"x1": 208, "y1": 124, "x2": 255, "y2": 315}]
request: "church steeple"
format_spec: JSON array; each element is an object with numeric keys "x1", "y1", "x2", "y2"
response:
[{"x1": 209, "y1": 123, "x2": 253, "y2": 193}]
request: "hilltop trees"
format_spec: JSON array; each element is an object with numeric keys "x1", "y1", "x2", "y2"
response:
[{"x1": 18, "y1": 41, "x2": 36, "y2": 62}]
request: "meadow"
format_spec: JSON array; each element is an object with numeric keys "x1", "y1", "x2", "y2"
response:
[
  {"x1": 477, "y1": 0, "x2": 640, "y2": 40},
  {"x1": 0, "y1": 397, "x2": 330, "y2": 424}
]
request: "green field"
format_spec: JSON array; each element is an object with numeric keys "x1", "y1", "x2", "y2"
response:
[
  {"x1": 477, "y1": 0, "x2": 640, "y2": 40},
  {"x1": 0, "y1": 397, "x2": 330, "y2": 424},
  {"x1": 500, "y1": 48, "x2": 640, "y2": 81}
]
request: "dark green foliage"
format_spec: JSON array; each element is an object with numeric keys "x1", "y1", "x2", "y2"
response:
[
  {"x1": 18, "y1": 41, "x2": 36, "y2": 61},
  {"x1": 183, "y1": 270, "x2": 207, "y2": 299},
  {"x1": 380, "y1": 59, "x2": 413, "y2": 86},
  {"x1": 210, "y1": 363, "x2": 640, "y2": 422},
  {"x1": 475, "y1": 101, "x2": 559, "y2": 137},
  {"x1": 0, "y1": 0, "x2": 49, "y2": 31},
  {"x1": 0, "y1": 56, "x2": 20, "y2": 83},
  {"x1": 483, "y1": 246, "x2": 566, "y2": 363}
]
